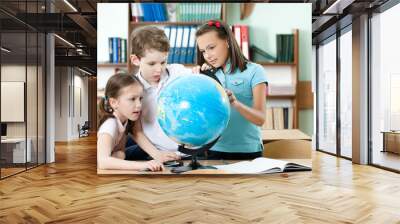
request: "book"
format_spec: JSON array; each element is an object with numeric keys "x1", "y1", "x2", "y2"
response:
[
  {"x1": 263, "y1": 108, "x2": 274, "y2": 130},
  {"x1": 276, "y1": 34, "x2": 294, "y2": 63},
  {"x1": 273, "y1": 107, "x2": 284, "y2": 129},
  {"x1": 250, "y1": 45, "x2": 276, "y2": 62},
  {"x1": 213, "y1": 157, "x2": 311, "y2": 174},
  {"x1": 240, "y1": 25, "x2": 249, "y2": 60}
]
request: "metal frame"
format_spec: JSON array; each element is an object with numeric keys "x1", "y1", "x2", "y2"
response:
[
  {"x1": 0, "y1": 0, "x2": 47, "y2": 180},
  {"x1": 315, "y1": 18, "x2": 353, "y2": 162},
  {"x1": 315, "y1": 0, "x2": 400, "y2": 171},
  {"x1": 367, "y1": 1, "x2": 400, "y2": 171}
]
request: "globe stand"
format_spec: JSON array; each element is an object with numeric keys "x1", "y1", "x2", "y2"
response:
[{"x1": 171, "y1": 137, "x2": 219, "y2": 174}]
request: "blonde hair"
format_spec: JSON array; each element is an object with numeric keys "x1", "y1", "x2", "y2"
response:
[{"x1": 130, "y1": 26, "x2": 170, "y2": 57}]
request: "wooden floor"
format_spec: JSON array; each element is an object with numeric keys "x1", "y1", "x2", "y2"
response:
[
  {"x1": 372, "y1": 150, "x2": 400, "y2": 171},
  {"x1": 1, "y1": 135, "x2": 400, "y2": 223}
]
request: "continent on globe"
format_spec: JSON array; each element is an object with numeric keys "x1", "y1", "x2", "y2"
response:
[{"x1": 157, "y1": 75, "x2": 230, "y2": 147}]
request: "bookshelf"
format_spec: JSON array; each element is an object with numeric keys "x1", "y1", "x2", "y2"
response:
[
  {"x1": 258, "y1": 62, "x2": 296, "y2": 66},
  {"x1": 127, "y1": 3, "x2": 227, "y2": 73},
  {"x1": 98, "y1": 3, "x2": 311, "y2": 131},
  {"x1": 97, "y1": 63, "x2": 127, "y2": 68},
  {"x1": 261, "y1": 29, "x2": 301, "y2": 129}
]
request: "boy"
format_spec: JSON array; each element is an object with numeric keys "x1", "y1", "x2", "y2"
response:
[{"x1": 127, "y1": 26, "x2": 193, "y2": 163}]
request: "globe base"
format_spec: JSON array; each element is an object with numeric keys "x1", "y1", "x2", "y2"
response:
[{"x1": 170, "y1": 137, "x2": 220, "y2": 174}]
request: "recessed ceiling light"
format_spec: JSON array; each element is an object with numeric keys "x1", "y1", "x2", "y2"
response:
[
  {"x1": 1, "y1": 47, "x2": 11, "y2": 53},
  {"x1": 54, "y1": 34, "x2": 75, "y2": 48},
  {"x1": 63, "y1": 0, "x2": 78, "y2": 12}
]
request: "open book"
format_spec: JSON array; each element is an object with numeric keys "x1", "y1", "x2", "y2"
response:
[{"x1": 213, "y1": 157, "x2": 311, "y2": 174}]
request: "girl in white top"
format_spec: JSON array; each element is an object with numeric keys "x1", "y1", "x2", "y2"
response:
[{"x1": 97, "y1": 73, "x2": 163, "y2": 171}]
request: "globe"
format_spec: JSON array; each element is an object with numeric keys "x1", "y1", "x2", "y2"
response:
[{"x1": 157, "y1": 75, "x2": 230, "y2": 147}]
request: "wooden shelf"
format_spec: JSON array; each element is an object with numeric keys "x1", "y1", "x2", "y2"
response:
[
  {"x1": 97, "y1": 63, "x2": 127, "y2": 68},
  {"x1": 267, "y1": 95, "x2": 296, "y2": 99},
  {"x1": 258, "y1": 62, "x2": 296, "y2": 66}
]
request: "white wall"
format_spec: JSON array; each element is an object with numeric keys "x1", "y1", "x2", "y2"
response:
[
  {"x1": 312, "y1": 45, "x2": 316, "y2": 150},
  {"x1": 97, "y1": 3, "x2": 129, "y2": 100},
  {"x1": 97, "y1": 3, "x2": 129, "y2": 63},
  {"x1": 55, "y1": 67, "x2": 68, "y2": 141},
  {"x1": 54, "y1": 67, "x2": 89, "y2": 141},
  {"x1": 1, "y1": 65, "x2": 34, "y2": 137}
]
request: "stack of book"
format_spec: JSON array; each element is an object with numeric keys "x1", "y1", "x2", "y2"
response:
[
  {"x1": 276, "y1": 34, "x2": 294, "y2": 63},
  {"x1": 130, "y1": 3, "x2": 222, "y2": 22},
  {"x1": 263, "y1": 100, "x2": 294, "y2": 130},
  {"x1": 175, "y1": 3, "x2": 222, "y2": 22},
  {"x1": 164, "y1": 26, "x2": 197, "y2": 64},
  {"x1": 131, "y1": 3, "x2": 167, "y2": 22},
  {"x1": 108, "y1": 37, "x2": 127, "y2": 64}
]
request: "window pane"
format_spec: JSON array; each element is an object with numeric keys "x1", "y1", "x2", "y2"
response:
[
  {"x1": 340, "y1": 29, "x2": 352, "y2": 158},
  {"x1": 318, "y1": 37, "x2": 337, "y2": 154},
  {"x1": 371, "y1": 3, "x2": 400, "y2": 171},
  {"x1": 27, "y1": 31, "x2": 38, "y2": 169},
  {"x1": 1, "y1": 30, "x2": 28, "y2": 178}
]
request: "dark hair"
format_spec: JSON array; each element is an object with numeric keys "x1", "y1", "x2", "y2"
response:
[
  {"x1": 130, "y1": 26, "x2": 170, "y2": 57},
  {"x1": 195, "y1": 20, "x2": 247, "y2": 73},
  {"x1": 98, "y1": 72, "x2": 143, "y2": 135}
]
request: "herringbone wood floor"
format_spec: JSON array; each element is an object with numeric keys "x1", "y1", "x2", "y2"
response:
[{"x1": 1, "y1": 135, "x2": 400, "y2": 223}]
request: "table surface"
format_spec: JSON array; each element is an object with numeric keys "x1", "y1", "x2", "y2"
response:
[
  {"x1": 97, "y1": 159, "x2": 311, "y2": 175},
  {"x1": 262, "y1": 129, "x2": 311, "y2": 143},
  {"x1": 381, "y1": 131, "x2": 400, "y2": 134},
  {"x1": 1, "y1": 138, "x2": 27, "y2": 143}
]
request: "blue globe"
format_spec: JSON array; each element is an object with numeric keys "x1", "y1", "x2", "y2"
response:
[{"x1": 157, "y1": 75, "x2": 230, "y2": 147}]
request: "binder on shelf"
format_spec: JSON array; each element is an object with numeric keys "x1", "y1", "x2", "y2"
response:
[
  {"x1": 112, "y1": 37, "x2": 118, "y2": 63},
  {"x1": 164, "y1": 26, "x2": 171, "y2": 42},
  {"x1": 240, "y1": 25, "x2": 250, "y2": 59},
  {"x1": 233, "y1": 25, "x2": 241, "y2": 49},
  {"x1": 117, "y1": 38, "x2": 121, "y2": 63},
  {"x1": 187, "y1": 26, "x2": 197, "y2": 64},
  {"x1": 181, "y1": 26, "x2": 190, "y2": 64},
  {"x1": 174, "y1": 26, "x2": 183, "y2": 63},
  {"x1": 168, "y1": 26, "x2": 177, "y2": 64},
  {"x1": 108, "y1": 38, "x2": 113, "y2": 63},
  {"x1": 130, "y1": 3, "x2": 143, "y2": 22}
]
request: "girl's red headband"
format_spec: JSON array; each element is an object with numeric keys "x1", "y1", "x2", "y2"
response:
[{"x1": 208, "y1": 20, "x2": 221, "y2": 28}]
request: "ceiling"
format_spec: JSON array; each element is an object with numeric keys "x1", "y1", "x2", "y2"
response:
[
  {"x1": 0, "y1": 0, "x2": 394, "y2": 75},
  {"x1": 0, "y1": 0, "x2": 98, "y2": 74}
]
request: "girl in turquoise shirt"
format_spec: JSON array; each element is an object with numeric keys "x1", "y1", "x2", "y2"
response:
[{"x1": 195, "y1": 20, "x2": 268, "y2": 160}]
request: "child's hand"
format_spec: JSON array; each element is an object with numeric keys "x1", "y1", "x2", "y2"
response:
[
  {"x1": 154, "y1": 151, "x2": 181, "y2": 163},
  {"x1": 225, "y1": 89, "x2": 238, "y2": 106},
  {"x1": 143, "y1": 160, "x2": 164, "y2": 172},
  {"x1": 192, "y1": 63, "x2": 213, "y2": 74},
  {"x1": 200, "y1": 63, "x2": 212, "y2": 71},
  {"x1": 192, "y1": 66, "x2": 201, "y2": 74}
]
